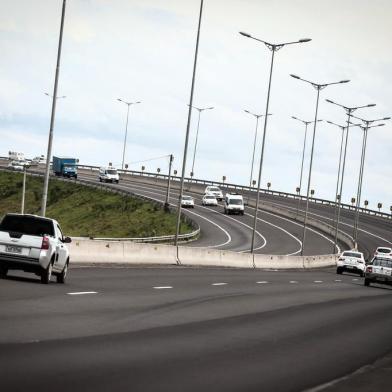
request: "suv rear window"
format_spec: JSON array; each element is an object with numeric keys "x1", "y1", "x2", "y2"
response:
[
  {"x1": 0, "y1": 215, "x2": 55, "y2": 237},
  {"x1": 342, "y1": 252, "x2": 361, "y2": 258},
  {"x1": 377, "y1": 248, "x2": 391, "y2": 253}
]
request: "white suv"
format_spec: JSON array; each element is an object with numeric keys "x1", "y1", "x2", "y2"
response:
[
  {"x1": 0, "y1": 214, "x2": 71, "y2": 284},
  {"x1": 374, "y1": 247, "x2": 392, "y2": 257},
  {"x1": 204, "y1": 186, "x2": 223, "y2": 201},
  {"x1": 336, "y1": 250, "x2": 366, "y2": 276},
  {"x1": 364, "y1": 256, "x2": 392, "y2": 287}
]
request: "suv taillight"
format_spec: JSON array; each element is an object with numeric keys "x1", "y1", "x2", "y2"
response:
[
  {"x1": 41, "y1": 236, "x2": 50, "y2": 250},
  {"x1": 338, "y1": 257, "x2": 344, "y2": 261},
  {"x1": 366, "y1": 266, "x2": 372, "y2": 273}
]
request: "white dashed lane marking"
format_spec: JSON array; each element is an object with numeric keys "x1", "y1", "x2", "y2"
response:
[
  {"x1": 256, "y1": 281, "x2": 269, "y2": 284},
  {"x1": 289, "y1": 281, "x2": 298, "y2": 284},
  {"x1": 153, "y1": 286, "x2": 173, "y2": 290},
  {"x1": 335, "y1": 279, "x2": 342, "y2": 282},
  {"x1": 67, "y1": 291, "x2": 97, "y2": 295},
  {"x1": 314, "y1": 281, "x2": 323, "y2": 283},
  {"x1": 212, "y1": 283, "x2": 228, "y2": 286}
]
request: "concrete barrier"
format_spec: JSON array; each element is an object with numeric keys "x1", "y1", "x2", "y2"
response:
[{"x1": 69, "y1": 239, "x2": 337, "y2": 269}]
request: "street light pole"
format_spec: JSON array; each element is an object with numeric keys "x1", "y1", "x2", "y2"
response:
[
  {"x1": 117, "y1": 99, "x2": 141, "y2": 170},
  {"x1": 291, "y1": 116, "x2": 322, "y2": 216},
  {"x1": 189, "y1": 105, "x2": 214, "y2": 176},
  {"x1": 290, "y1": 75, "x2": 349, "y2": 256},
  {"x1": 174, "y1": 0, "x2": 204, "y2": 261},
  {"x1": 165, "y1": 154, "x2": 174, "y2": 210},
  {"x1": 21, "y1": 166, "x2": 27, "y2": 214},
  {"x1": 41, "y1": 0, "x2": 67, "y2": 217},
  {"x1": 245, "y1": 110, "x2": 271, "y2": 190},
  {"x1": 325, "y1": 99, "x2": 376, "y2": 252},
  {"x1": 239, "y1": 32, "x2": 311, "y2": 254},
  {"x1": 350, "y1": 115, "x2": 389, "y2": 243}
]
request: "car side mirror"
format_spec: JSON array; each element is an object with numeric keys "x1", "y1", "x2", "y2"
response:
[{"x1": 63, "y1": 236, "x2": 72, "y2": 244}]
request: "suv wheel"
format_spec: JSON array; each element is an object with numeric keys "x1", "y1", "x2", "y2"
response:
[
  {"x1": 364, "y1": 278, "x2": 370, "y2": 287},
  {"x1": 336, "y1": 267, "x2": 343, "y2": 275},
  {"x1": 41, "y1": 262, "x2": 53, "y2": 284},
  {"x1": 57, "y1": 260, "x2": 68, "y2": 284},
  {"x1": 0, "y1": 265, "x2": 8, "y2": 278}
]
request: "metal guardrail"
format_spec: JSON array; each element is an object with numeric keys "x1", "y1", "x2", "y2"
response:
[
  {"x1": 0, "y1": 166, "x2": 200, "y2": 244},
  {"x1": 76, "y1": 162, "x2": 392, "y2": 220}
]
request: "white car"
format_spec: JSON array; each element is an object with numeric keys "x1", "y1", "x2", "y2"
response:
[
  {"x1": 223, "y1": 193, "x2": 244, "y2": 215},
  {"x1": 204, "y1": 186, "x2": 223, "y2": 201},
  {"x1": 336, "y1": 250, "x2": 366, "y2": 276},
  {"x1": 8, "y1": 160, "x2": 25, "y2": 171},
  {"x1": 202, "y1": 194, "x2": 218, "y2": 206},
  {"x1": 374, "y1": 247, "x2": 392, "y2": 257},
  {"x1": 99, "y1": 167, "x2": 120, "y2": 183},
  {"x1": 32, "y1": 155, "x2": 46, "y2": 165},
  {"x1": 364, "y1": 256, "x2": 392, "y2": 287},
  {"x1": 181, "y1": 195, "x2": 195, "y2": 208},
  {"x1": 0, "y1": 214, "x2": 71, "y2": 284}
]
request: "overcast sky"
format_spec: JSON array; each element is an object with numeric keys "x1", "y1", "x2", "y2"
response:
[{"x1": 1, "y1": 0, "x2": 391, "y2": 211}]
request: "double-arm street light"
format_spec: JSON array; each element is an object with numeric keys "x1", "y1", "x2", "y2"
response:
[
  {"x1": 41, "y1": 0, "x2": 67, "y2": 217},
  {"x1": 290, "y1": 75, "x2": 349, "y2": 256},
  {"x1": 350, "y1": 114, "x2": 390, "y2": 244},
  {"x1": 245, "y1": 110, "x2": 272, "y2": 190},
  {"x1": 291, "y1": 116, "x2": 322, "y2": 212},
  {"x1": 239, "y1": 32, "x2": 311, "y2": 254},
  {"x1": 325, "y1": 99, "x2": 376, "y2": 252},
  {"x1": 189, "y1": 105, "x2": 214, "y2": 177},
  {"x1": 117, "y1": 98, "x2": 141, "y2": 170}
]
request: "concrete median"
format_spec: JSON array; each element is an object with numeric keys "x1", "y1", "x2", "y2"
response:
[{"x1": 70, "y1": 239, "x2": 336, "y2": 269}]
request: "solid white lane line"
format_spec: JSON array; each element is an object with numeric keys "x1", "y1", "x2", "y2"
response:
[
  {"x1": 153, "y1": 286, "x2": 173, "y2": 289},
  {"x1": 114, "y1": 183, "x2": 232, "y2": 248},
  {"x1": 67, "y1": 291, "x2": 97, "y2": 295},
  {"x1": 212, "y1": 282, "x2": 228, "y2": 286},
  {"x1": 314, "y1": 280, "x2": 323, "y2": 283},
  {"x1": 126, "y1": 181, "x2": 266, "y2": 251},
  {"x1": 256, "y1": 281, "x2": 269, "y2": 284}
]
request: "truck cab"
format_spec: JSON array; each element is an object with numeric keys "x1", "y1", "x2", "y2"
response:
[
  {"x1": 52, "y1": 156, "x2": 78, "y2": 179},
  {"x1": 223, "y1": 193, "x2": 244, "y2": 215}
]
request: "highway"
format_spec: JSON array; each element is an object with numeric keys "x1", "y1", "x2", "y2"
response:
[
  {"x1": 1, "y1": 164, "x2": 392, "y2": 391},
  {"x1": 1, "y1": 266, "x2": 392, "y2": 391}
]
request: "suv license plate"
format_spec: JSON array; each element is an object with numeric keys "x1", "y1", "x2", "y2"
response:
[{"x1": 6, "y1": 245, "x2": 22, "y2": 254}]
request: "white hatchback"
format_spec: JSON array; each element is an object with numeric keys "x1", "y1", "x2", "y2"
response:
[
  {"x1": 181, "y1": 195, "x2": 195, "y2": 208},
  {"x1": 374, "y1": 247, "x2": 392, "y2": 257},
  {"x1": 202, "y1": 194, "x2": 218, "y2": 206},
  {"x1": 336, "y1": 250, "x2": 366, "y2": 276}
]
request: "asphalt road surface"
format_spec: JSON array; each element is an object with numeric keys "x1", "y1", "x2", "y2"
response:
[{"x1": 1, "y1": 266, "x2": 392, "y2": 392}]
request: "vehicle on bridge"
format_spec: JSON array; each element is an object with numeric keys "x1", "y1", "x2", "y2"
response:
[
  {"x1": 99, "y1": 167, "x2": 120, "y2": 183},
  {"x1": 202, "y1": 194, "x2": 218, "y2": 206},
  {"x1": 364, "y1": 256, "x2": 392, "y2": 287},
  {"x1": 224, "y1": 193, "x2": 244, "y2": 215},
  {"x1": 181, "y1": 195, "x2": 195, "y2": 208},
  {"x1": 53, "y1": 156, "x2": 78, "y2": 179},
  {"x1": 336, "y1": 251, "x2": 366, "y2": 276},
  {"x1": 8, "y1": 151, "x2": 24, "y2": 161},
  {"x1": 7, "y1": 160, "x2": 27, "y2": 171},
  {"x1": 374, "y1": 246, "x2": 392, "y2": 257},
  {"x1": 0, "y1": 213, "x2": 71, "y2": 284},
  {"x1": 204, "y1": 186, "x2": 223, "y2": 201},
  {"x1": 32, "y1": 155, "x2": 46, "y2": 165}
]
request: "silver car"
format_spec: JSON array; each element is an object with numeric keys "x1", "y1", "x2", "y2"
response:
[{"x1": 364, "y1": 256, "x2": 392, "y2": 287}]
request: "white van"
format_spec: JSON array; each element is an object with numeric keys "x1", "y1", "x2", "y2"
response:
[
  {"x1": 99, "y1": 167, "x2": 120, "y2": 183},
  {"x1": 223, "y1": 193, "x2": 244, "y2": 215}
]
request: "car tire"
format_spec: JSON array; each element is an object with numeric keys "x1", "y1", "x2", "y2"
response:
[
  {"x1": 57, "y1": 260, "x2": 69, "y2": 284},
  {"x1": 364, "y1": 278, "x2": 370, "y2": 287},
  {"x1": 336, "y1": 267, "x2": 343, "y2": 275},
  {"x1": 116, "y1": 180, "x2": 119, "y2": 184},
  {"x1": 0, "y1": 265, "x2": 8, "y2": 278},
  {"x1": 99, "y1": 178, "x2": 102, "y2": 182},
  {"x1": 359, "y1": 271, "x2": 364, "y2": 277},
  {"x1": 41, "y1": 261, "x2": 53, "y2": 284}
]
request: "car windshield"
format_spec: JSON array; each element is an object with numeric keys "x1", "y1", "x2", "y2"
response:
[
  {"x1": 210, "y1": 188, "x2": 221, "y2": 192},
  {"x1": 342, "y1": 252, "x2": 361, "y2": 258},
  {"x1": 229, "y1": 199, "x2": 243, "y2": 205},
  {"x1": 107, "y1": 170, "x2": 117, "y2": 175},
  {"x1": 377, "y1": 248, "x2": 391, "y2": 253},
  {"x1": 182, "y1": 196, "x2": 192, "y2": 201},
  {"x1": 0, "y1": 215, "x2": 55, "y2": 237},
  {"x1": 205, "y1": 196, "x2": 215, "y2": 199}
]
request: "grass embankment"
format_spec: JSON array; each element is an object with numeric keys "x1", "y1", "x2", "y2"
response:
[{"x1": 0, "y1": 171, "x2": 193, "y2": 238}]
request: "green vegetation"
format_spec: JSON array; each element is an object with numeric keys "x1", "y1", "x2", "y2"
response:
[{"x1": 0, "y1": 171, "x2": 193, "y2": 238}]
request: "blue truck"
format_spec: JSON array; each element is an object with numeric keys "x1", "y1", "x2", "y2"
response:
[{"x1": 52, "y1": 156, "x2": 78, "y2": 179}]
